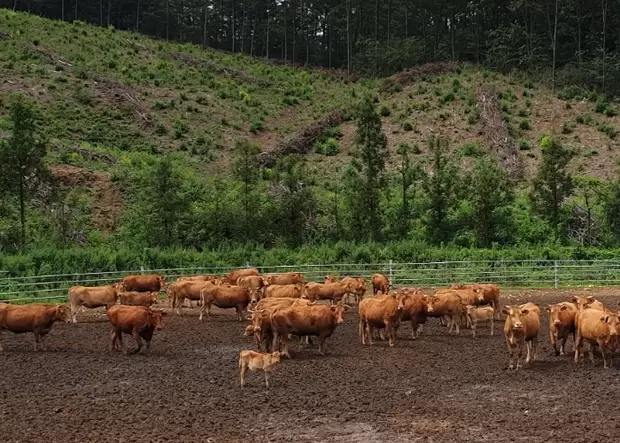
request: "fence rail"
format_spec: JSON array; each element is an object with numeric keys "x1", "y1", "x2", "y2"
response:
[{"x1": 0, "y1": 260, "x2": 619, "y2": 303}]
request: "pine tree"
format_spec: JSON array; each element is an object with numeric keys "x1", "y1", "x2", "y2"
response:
[
  {"x1": 0, "y1": 95, "x2": 48, "y2": 249},
  {"x1": 346, "y1": 95, "x2": 388, "y2": 241},
  {"x1": 530, "y1": 136, "x2": 574, "y2": 240}
]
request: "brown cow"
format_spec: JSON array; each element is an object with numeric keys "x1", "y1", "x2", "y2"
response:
[
  {"x1": 199, "y1": 284, "x2": 252, "y2": 321},
  {"x1": 358, "y1": 294, "x2": 406, "y2": 347},
  {"x1": 438, "y1": 288, "x2": 484, "y2": 327},
  {"x1": 304, "y1": 281, "x2": 356, "y2": 304},
  {"x1": 121, "y1": 274, "x2": 166, "y2": 292},
  {"x1": 398, "y1": 289, "x2": 428, "y2": 339},
  {"x1": 120, "y1": 291, "x2": 159, "y2": 307},
  {"x1": 341, "y1": 277, "x2": 367, "y2": 305},
  {"x1": 264, "y1": 283, "x2": 305, "y2": 299},
  {"x1": 237, "y1": 275, "x2": 265, "y2": 304},
  {"x1": 170, "y1": 280, "x2": 213, "y2": 315},
  {"x1": 0, "y1": 304, "x2": 71, "y2": 351},
  {"x1": 574, "y1": 309, "x2": 620, "y2": 368},
  {"x1": 425, "y1": 291, "x2": 465, "y2": 334},
  {"x1": 502, "y1": 303, "x2": 541, "y2": 370},
  {"x1": 224, "y1": 268, "x2": 260, "y2": 285},
  {"x1": 68, "y1": 284, "x2": 122, "y2": 323},
  {"x1": 247, "y1": 298, "x2": 314, "y2": 351},
  {"x1": 371, "y1": 274, "x2": 390, "y2": 296},
  {"x1": 324, "y1": 275, "x2": 339, "y2": 283},
  {"x1": 238, "y1": 350, "x2": 284, "y2": 389},
  {"x1": 450, "y1": 283, "x2": 501, "y2": 319},
  {"x1": 270, "y1": 302, "x2": 349, "y2": 357},
  {"x1": 106, "y1": 305, "x2": 166, "y2": 354},
  {"x1": 176, "y1": 275, "x2": 218, "y2": 283},
  {"x1": 466, "y1": 305, "x2": 495, "y2": 337},
  {"x1": 572, "y1": 295, "x2": 606, "y2": 312},
  {"x1": 545, "y1": 302, "x2": 578, "y2": 356},
  {"x1": 262, "y1": 272, "x2": 304, "y2": 286}
]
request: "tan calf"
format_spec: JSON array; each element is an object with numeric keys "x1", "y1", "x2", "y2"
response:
[
  {"x1": 238, "y1": 350, "x2": 283, "y2": 389},
  {"x1": 466, "y1": 305, "x2": 494, "y2": 337},
  {"x1": 502, "y1": 303, "x2": 541, "y2": 371}
]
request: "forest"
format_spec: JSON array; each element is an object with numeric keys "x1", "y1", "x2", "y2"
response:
[
  {"x1": 2, "y1": 6, "x2": 620, "y2": 272},
  {"x1": 9, "y1": 0, "x2": 620, "y2": 95}
]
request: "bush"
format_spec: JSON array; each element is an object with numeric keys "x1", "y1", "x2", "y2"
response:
[
  {"x1": 606, "y1": 107, "x2": 618, "y2": 117},
  {"x1": 595, "y1": 101, "x2": 610, "y2": 114},
  {"x1": 73, "y1": 87, "x2": 92, "y2": 106},
  {"x1": 518, "y1": 109, "x2": 529, "y2": 117},
  {"x1": 598, "y1": 123, "x2": 618, "y2": 139},
  {"x1": 518, "y1": 140, "x2": 531, "y2": 151},
  {"x1": 314, "y1": 138, "x2": 339, "y2": 156},
  {"x1": 519, "y1": 119, "x2": 532, "y2": 131},
  {"x1": 379, "y1": 104, "x2": 391, "y2": 117},
  {"x1": 458, "y1": 141, "x2": 483, "y2": 157},
  {"x1": 173, "y1": 119, "x2": 189, "y2": 139},
  {"x1": 557, "y1": 85, "x2": 588, "y2": 101},
  {"x1": 440, "y1": 92, "x2": 456, "y2": 104},
  {"x1": 467, "y1": 107, "x2": 481, "y2": 124},
  {"x1": 155, "y1": 122, "x2": 167, "y2": 135},
  {"x1": 576, "y1": 114, "x2": 593, "y2": 125},
  {"x1": 562, "y1": 121, "x2": 576, "y2": 134},
  {"x1": 402, "y1": 121, "x2": 414, "y2": 132},
  {"x1": 412, "y1": 143, "x2": 422, "y2": 154},
  {"x1": 525, "y1": 98, "x2": 532, "y2": 108},
  {"x1": 249, "y1": 120, "x2": 264, "y2": 134}
]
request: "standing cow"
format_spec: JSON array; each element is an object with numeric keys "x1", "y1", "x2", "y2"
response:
[
  {"x1": 358, "y1": 294, "x2": 406, "y2": 347},
  {"x1": 502, "y1": 303, "x2": 541, "y2": 370},
  {"x1": 0, "y1": 304, "x2": 72, "y2": 351},
  {"x1": 574, "y1": 309, "x2": 620, "y2": 368},
  {"x1": 371, "y1": 274, "x2": 390, "y2": 296},
  {"x1": 121, "y1": 274, "x2": 166, "y2": 292},
  {"x1": 106, "y1": 305, "x2": 166, "y2": 354},
  {"x1": 545, "y1": 302, "x2": 578, "y2": 356},
  {"x1": 68, "y1": 284, "x2": 123, "y2": 323}
]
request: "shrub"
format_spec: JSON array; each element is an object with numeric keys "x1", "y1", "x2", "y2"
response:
[
  {"x1": 518, "y1": 140, "x2": 531, "y2": 151},
  {"x1": 73, "y1": 87, "x2": 92, "y2": 106},
  {"x1": 518, "y1": 109, "x2": 529, "y2": 117},
  {"x1": 416, "y1": 84, "x2": 428, "y2": 95},
  {"x1": 440, "y1": 92, "x2": 455, "y2": 104},
  {"x1": 155, "y1": 122, "x2": 167, "y2": 135},
  {"x1": 557, "y1": 85, "x2": 588, "y2": 101},
  {"x1": 595, "y1": 101, "x2": 610, "y2": 114},
  {"x1": 519, "y1": 119, "x2": 532, "y2": 131},
  {"x1": 606, "y1": 107, "x2": 618, "y2": 117},
  {"x1": 249, "y1": 120, "x2": 264, "y2": 134},
  {"x1": 576, "y1": 114, "x2": 593, "y2": 125},
  {"x1": 598, "y1": 123, "x2": 618, "y2": 139},
  {"x1": 379, "y1": 104, "x2": 391, "y2": 117},
  {"x1": 314, "y1": 138, "x2": 339, "y2": 156},
  {"x1": 525, "y1": 98, "x2": 532, "y2": 108},
  {"x1": 562, "y1": 121, "x2": 576, "y2": 134},
  {"x1": 324, "y1": 126, "x2": 343, "y2": 139},
  {"x1": 459, "y1": 141, "x2": 483, "y2": 157},
  {"x1": 412, "y1": 143, "x2": 422, "y2": 154},
  {"x1": 402, "y1": 120, "x2": 414, "y2": 132},
  {"x1": 439, "y1": 111, "x2": 450, "y2": 121},
  {"x1": 173, "y1": 119, "x2": 189, "y2": 139},
  {"x1": 467, "y1": 108, "x2": 481, "y2": 124}
]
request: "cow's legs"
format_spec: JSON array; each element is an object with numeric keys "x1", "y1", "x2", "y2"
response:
[
  {"x1": 359, "y1": 318, "x2": 366, "y2": 345},
  {"x1": 386, "y1": 322, "x2": 395, "y2": 347},
  {"x1": 525, "y1": 341, "x2": 532, "y2": 364},
  {"x1": 39, "y1": 334, "x2": 46, "y2": 351},
  {"x1": 0, "y1": 328, "x2": 3, "y2": 351},
  {"x1": 507, "y1": 342, "x2": 515, "y2": 370},
  {"x1": 70, "y1": 302, "x2": 78, "y2": 323},
  {"x1": 318, "y1": 336, "x2": 327, "y2": 355},
  {"x1": 131, "y1": 330, "x2": 143, "y2": 354},
  {"x1": 239, "y1": 362, "x2": 247, "y2": 387},
  {"x1": 574, "y1": 333, "x2": 582, "y2": 363},
  {"x1": 264, "y1": 371, "x2": 270, "y2": 389},
  {"x1": 32, "y1": 331, "x2": 41, "y2": 351},
  {"x1": 560, "y1": 336, "x2": 568, "y2": 356},
  {"x1": 490, "y1": 317, "x2": 494, "y2": 336},
  {"x1": 516, "y1": 343, "x2": 523, "y2": 371},
  {"x1": 366, "y1": 324, "x2": 374, "y2": 346}
]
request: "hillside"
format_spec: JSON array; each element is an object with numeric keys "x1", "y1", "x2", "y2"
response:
[{"x1": 1, "y1": 10, "x2": 619, "y2": 249}]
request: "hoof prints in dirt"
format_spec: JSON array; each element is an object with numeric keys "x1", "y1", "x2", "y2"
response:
[{"x1": 1, "y1": 291, "x2": 620, "y2": 442}]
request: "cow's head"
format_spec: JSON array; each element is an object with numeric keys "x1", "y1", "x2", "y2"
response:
[
  {"x1": 425, "y1": 296, "x2": 439, "y2": 313},
  {"x1": 247, "y1": 308, "x2": 267, "y2": 332},
  {"x1": 114, "y1": 282, "x2": 126, "y2": 294},
  {"x1": 545, "y1": 303, "x2": 571, "y2": 327},
  {"x1": 149, "y1": 309, "x2": 167, "y2": 330},
  {"x1": 249, "y1": 288, "x2": 261, "y2": 306},
  {"x1": 150, "y1": 292, "x2": 159, "y2": 305},
  {"x1": 55, "y1": 305, "x2": 72, "y2": 324},
  {"x1": 394, "y1": 293, "x2": 407, "y2": 311},
  {"x1": 330, "y1": 302, "x2": 350, "y2": 324},
  {"x1": 269, "y1": 351, "x2": 284, "y2": 365},
  {"x1": 572, "y1": 295, "x2": 596, "y2": 311},
  {"x1": 244, "y1": 324, "x2": 255, "y2": 337},
  {"x1": 158, "y1": 275, "x2": 167, "y2": 286},
  {"x1": 502, "y1": 305, "x2": 529, "y2": 330},
  {"x1": 602, "y1": 314, "x2": 620, "y2": 336},
  {"x1": 473, "y1": 288, "x2": 485, "y2": 303}
]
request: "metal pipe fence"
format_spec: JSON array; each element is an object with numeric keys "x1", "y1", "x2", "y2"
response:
[{"x1": 1, "y1": 260, "x2": 619, "y2": 303}]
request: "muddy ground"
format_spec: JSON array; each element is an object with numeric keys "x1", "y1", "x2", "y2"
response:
[{"x1": 2, "y1": 287, "x2": 620, "y2": 443}]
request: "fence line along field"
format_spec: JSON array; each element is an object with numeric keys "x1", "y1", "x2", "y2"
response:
[{"x1": 1, "y1": 269, "x2": 620, "y2": 442}]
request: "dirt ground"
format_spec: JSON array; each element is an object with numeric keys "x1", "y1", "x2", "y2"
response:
[{"x1": 2, "y1": 287, "x2": 620, "y2": 443}]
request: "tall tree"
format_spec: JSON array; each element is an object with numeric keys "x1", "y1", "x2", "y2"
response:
[
  {"x1": 345, "y1": 95, "x2": 388, "y2": 241},
  {"x1": 0, "y1": 95, "x2": 48, "y2": 250},
  {"x1": 530, "y1": 136, "x2": 574, "y2": 241},
  {"x1": 231, "y1": 139, "x2": 261, "y2": 241}
]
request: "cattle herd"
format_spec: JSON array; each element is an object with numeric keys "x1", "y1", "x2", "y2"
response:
[{"x1": 0, "y1": 267, "x2": 619, "y2": 387}]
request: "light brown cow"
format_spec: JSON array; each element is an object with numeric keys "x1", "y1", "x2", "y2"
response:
[
  {"x1": 502, "y1": 303, "x2": 541, "y2": 370},
  {"x1": 425, "y1": 291, "x2": 465, "y2": 334},
  {"x1": 68, "y1": 284, "x2": 122, "y2": 323},
  {"x1": 224, "y1": 267, "x2": 260, "y2": 285},
  {"x1": 264, "y1": 283, "x2": 305, "y2": 299},
  {"x1": 398, "y1": 289, "x2": 427, "y2": 339},
  {"x1": 199, "y1": 284, "x2": 252, "y2": 321},
  {"x1": 304, "y1": 281, "x2": 356, "y2": 304},
  {"x1": 247, "y1": 298, "x2": 314, "y2": 351},
  {"x1": 574, "y1": 309, "x2": 620, "y2": 368},
  {"x1": 323, "y1": 276, "x2": 367, "y2": 304},
  {"x1": 237, "y1": 275, "x2": 265, "y2": 304},
  {"x1": 438, "y1": 288, "x2": 484, "y2": 327},
  {"x1": 324, "y1": 275, "x2": 339, "y2": 283},
  {"x1": 450, "y1": 283, "x2": 501, "y2": 319},
  {"x1": 121, "y1": 274, "x2": 166, "y2": 292},
  {"x1": 358, "y1": 294, "x2": 406, "y2": 347},
  {"x1": 0, "y1": 304, "x2": 71, "y2": 351},
  {"x1": 572, "y1": 295, "x2": 606, "y2": 312},
  {"x1": 238, "y1": 350, "x2": 284, "y2": 389},
  {"x1": 176, "y1": 275, "x2": 218, "y2": 283},
  {"x1": 262, "y1": 272, "x2": 304, "y2": 286},
  {"x1": 371, "y1": 274, "x2": 390, "y2": 296},
  {"x1": 106, "y1": 305, "x2": 166, "y2": 354},
  {"x1": 120, "y1": 291, "x2": 159, "y2": 307},
  {"x1": 466, "y1": 305, "x2": 494, "y2": 337},
  {"x1": 170, "y1": 280, "x2": 213, "y2": 315},
  {"x1": 545, "y1": 302, "x2": 578, "y2": 356},
  {"x1": 270, "y1": 302, "x2": 349, "y2": 357}
]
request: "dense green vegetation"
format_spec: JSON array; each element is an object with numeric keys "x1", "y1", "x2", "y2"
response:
[{"x1": 2, "y1": 10, "x2": 620, "y2": 274}]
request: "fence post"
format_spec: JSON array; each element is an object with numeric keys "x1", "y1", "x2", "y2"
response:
[
  {"x1": 389, "y1": 259, "x2": 393, "y2": 286},
  {"x1": 554, "y1": 260, "x2": 559, "y2": 289}
]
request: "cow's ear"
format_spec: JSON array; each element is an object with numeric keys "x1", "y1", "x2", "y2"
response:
[
  {"x1": 560, "y1": 305, "x2": 568, "y2": 311},
  {"x1": 571, "y1": 296, "x2": 578, "y2": 302},
  {"x1": 501, "y1": 308, "x2": 510, "y2": 315},
  {"x1": 330, "y1": 305, "x2": 337, "y2": 312},
  {"x1": 586, "y1": 296, "x2": 594, "y2": 302},
  {"x1": 520, "y1": 309, "x2": 529, "y2": 316},
  {"x1": 544, "y1": 306, "x2": 551, "y2": 312},
  {"x1": 602, "y1": 315, "x2": 609, "y2": 323},
  {"x1": 343, "y1": 304, "x2": 351, "y2": 311}
]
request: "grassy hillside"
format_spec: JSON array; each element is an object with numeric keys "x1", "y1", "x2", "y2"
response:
[{"x1": 1, "y1": 10, "x2": 619, "y2": 249}]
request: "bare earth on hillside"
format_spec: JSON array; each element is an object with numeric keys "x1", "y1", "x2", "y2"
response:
[{"x1": 1, "y1": 287, "x2": 620, "y2": 442}]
